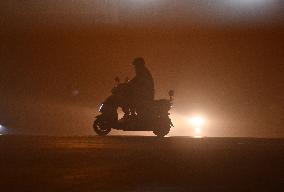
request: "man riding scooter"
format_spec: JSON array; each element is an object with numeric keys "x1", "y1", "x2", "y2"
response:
[
  {"x1": 93, "y1": 57, "x2": 174, "y2": 137},
  {"x1": 123, "y1": 57, "x2": 155, "y2": 117}
]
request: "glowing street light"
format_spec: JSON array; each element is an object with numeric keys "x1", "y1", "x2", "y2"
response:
[
  {"x1": 195, "y1": 127, "x2": 201, "y2": 134},
  {"x1": 189, "y1": 116, "x2": 205, "y2": 128},
  {"x1": 188, "y1": 116, "x2": 206, "y2": 137}
]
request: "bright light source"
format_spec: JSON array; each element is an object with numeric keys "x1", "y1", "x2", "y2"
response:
[
  {"x1": 228, "y1": 0, "x2": 271, "y2": 7},
  {"x1": 195, "y1": 127, "x2": 201, "y2": 134},
  {"x1": 189, "y1": 116, "x2": 205, "y2": 127},
  {"x1": 225, "y1": 0, "x2": 275, "y2": 10},
  {"x1": 99, "y1": 104, "x2": 104, "y2": 112},
  {"x1": 0, "y1": 124, "x2": 4, "y2": 135}
]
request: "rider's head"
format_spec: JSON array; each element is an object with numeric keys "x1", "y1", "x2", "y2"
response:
[{"x1": 132, "y1": 57, "x2": 145, "y2": 67}]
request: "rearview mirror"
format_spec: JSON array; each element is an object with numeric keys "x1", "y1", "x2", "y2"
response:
[{"x1": 168, "y1": 90, "x2": 174, "y2": 97}]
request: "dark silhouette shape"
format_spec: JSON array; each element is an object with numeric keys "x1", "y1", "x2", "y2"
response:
[
  {"x1": 93, "y1": 58, "x2": 174, "y2": 137},
  {"x1": 127, "y1": 57, "x2": 155, "y2": 116},
  {"x1": 128, "y1": 57, "x2": 155, "y2": 100}
]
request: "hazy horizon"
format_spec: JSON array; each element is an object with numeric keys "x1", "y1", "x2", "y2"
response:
[{"x1": 1, "y1": 1, "x2": 283, "y2": 137}]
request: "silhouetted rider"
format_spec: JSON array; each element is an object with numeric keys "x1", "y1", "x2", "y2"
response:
[{"x1": 128, "y1": 57, "x2": 155, "y2": 115}]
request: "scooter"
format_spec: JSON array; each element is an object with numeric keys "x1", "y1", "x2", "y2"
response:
[{"x1": 93, "y1": 78, "x2": 174, "y2": 137}]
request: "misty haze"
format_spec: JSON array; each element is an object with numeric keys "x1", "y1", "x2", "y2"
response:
[{"x1": 0, "y1": 1, "x2": 284, "y2": 191}]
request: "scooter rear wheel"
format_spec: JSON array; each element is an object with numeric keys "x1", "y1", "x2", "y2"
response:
[
  {"x1": 153, "y1": 119, "x2": 171, "y2": 137},
  {"x1": 93, "y1": 118, "x2": 111, "y2": 136}
]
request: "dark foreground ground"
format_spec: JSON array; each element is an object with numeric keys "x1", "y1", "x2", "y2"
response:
[{"x1": 0, "y1": 136, "x2": 284, "y2": 192}]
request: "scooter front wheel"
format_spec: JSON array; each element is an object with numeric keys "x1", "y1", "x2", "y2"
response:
[
  {"x1": 153, "y1": 126, "x2": 170, "y2": 137},
  {"x1": 93, "y1": 118, "x2": 111, "y2": 136}
]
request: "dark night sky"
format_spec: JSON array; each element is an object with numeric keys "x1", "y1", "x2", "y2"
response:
[{"x1": 0, "y1": 1, "x2": 284, "y2": 137}]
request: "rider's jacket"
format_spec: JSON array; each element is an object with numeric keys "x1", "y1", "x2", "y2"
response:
[{"x1": 128, "y1": 64, "x2": 155, "y2": 102}]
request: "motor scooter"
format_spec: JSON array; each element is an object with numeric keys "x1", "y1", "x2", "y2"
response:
[{"x1": 93, "y1": 78, "x2": 174, "y2": 137}]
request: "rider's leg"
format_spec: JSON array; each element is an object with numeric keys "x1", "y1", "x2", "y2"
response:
[{"x1": 121, "y1": 105, "x2": 130, "y2": 118}]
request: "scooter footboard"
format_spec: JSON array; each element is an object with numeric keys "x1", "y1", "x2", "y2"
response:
[{"x1": 114, "y1": 117, "x2": 161, "y2": 131}]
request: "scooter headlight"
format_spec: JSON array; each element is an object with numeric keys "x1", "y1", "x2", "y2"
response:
[{"x1": 99, "y1": 103, "x2": 104, "y2": 112}]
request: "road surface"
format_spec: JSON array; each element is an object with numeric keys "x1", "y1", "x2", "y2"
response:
[{"x1": 0, "y1": 136, "x2": 284, "y2": 191}]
